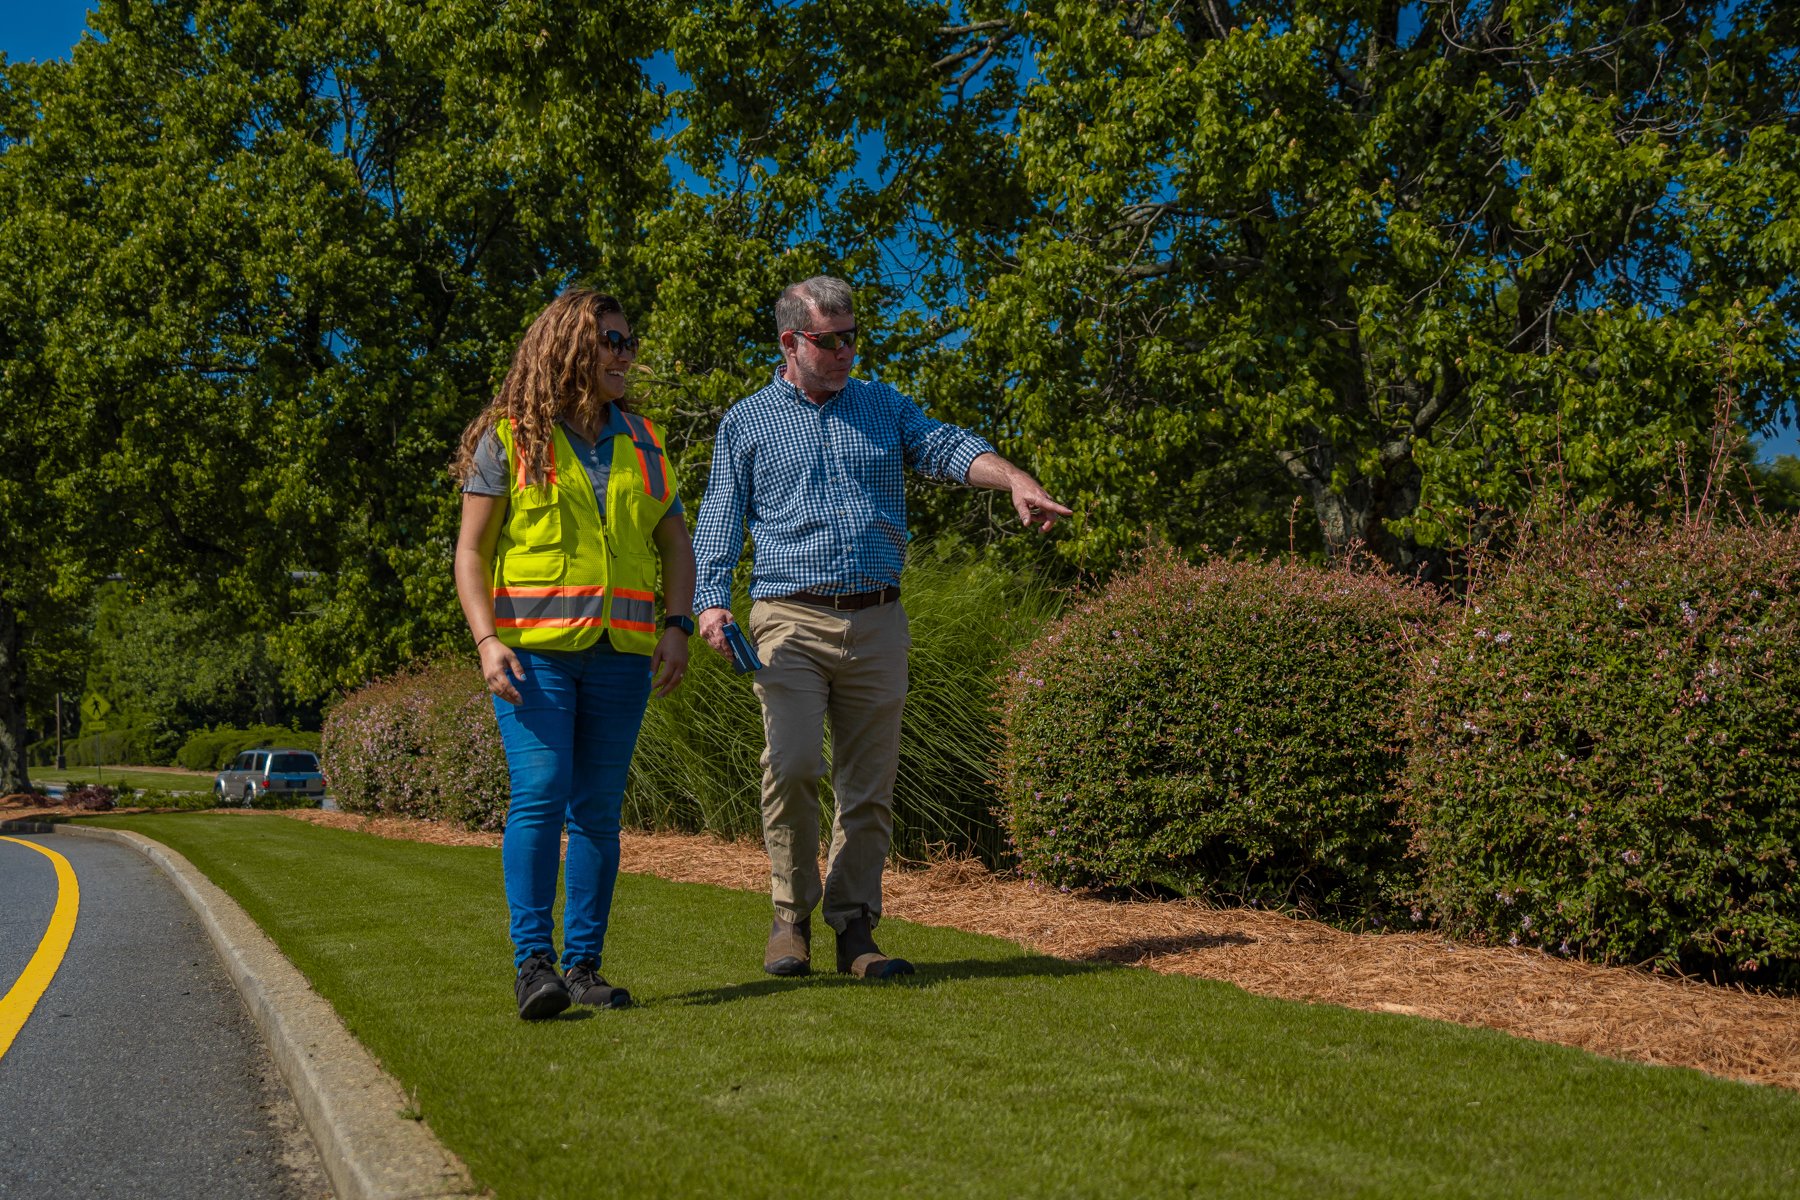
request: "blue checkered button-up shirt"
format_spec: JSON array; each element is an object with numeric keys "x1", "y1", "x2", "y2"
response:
[{"x1": 693, "y1": 367, "x2": 996, "y2": 613}]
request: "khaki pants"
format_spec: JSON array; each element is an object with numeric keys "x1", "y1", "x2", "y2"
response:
[{"x1": 748, "y1": 597, "x2": 909, "y2": 932}]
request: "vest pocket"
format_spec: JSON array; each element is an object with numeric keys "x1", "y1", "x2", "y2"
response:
[
  {"x1": 501, "y1": 548, "x2": 567, "y2": 586},
  {"x1": 513, "y1": 492, "x2": 563, "y2": 550}
]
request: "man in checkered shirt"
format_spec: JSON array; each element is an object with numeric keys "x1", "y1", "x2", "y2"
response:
[{"x1": 694, "y1": 275, "x2": 1069, "y2": 981}]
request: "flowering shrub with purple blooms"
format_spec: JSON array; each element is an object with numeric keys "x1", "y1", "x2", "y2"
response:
[
  {"x1": 422, "y1": 685, "x2": 511, "y2": 831},
  {"x1": 321, "y1": 659, "x2": 506, "y2": 824},
  {"x1": 1402, "y1": 519, "x2": 1800, "y2": 988},
  {"x1": 999, "y1": 547, "x2": 1443, "y2": 918}
]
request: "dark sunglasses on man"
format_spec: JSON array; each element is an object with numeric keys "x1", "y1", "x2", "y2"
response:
[
  {"x1": 600, "y1": 329, "x2": 641, "y2": 355},
  {"x1": 792, "y1": 327, "x2": 857, "y2": 352}
]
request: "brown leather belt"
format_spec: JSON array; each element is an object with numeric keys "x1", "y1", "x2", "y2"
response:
[{"x1": 779, "y1": 586, "x2": 900, "y2": 612}]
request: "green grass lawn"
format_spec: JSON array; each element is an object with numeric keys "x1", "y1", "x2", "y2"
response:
[
  {"x1": 32, "y1": 765, "x2": 218, "y2": 791},
  {"x1": 83, "y1": 813, "x2": 1800, "y2": 1199}
]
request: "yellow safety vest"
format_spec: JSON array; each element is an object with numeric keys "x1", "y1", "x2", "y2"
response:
[{"x1": 490, "y1": 412, "x2": 675, "y2": 655}]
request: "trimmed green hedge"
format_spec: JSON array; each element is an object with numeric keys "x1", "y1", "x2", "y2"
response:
[
  {"x1": 1000, "y1": 554, "x2": 1432, "y2": 921},
  {"x1": 175, "y1": 726, "x2": 321, "y2": 771},
  {"x1": 1402, "y1": 519, "x2": 1800, "y2": 987},
  {"x1": 26, "y1": 725, "x2": 319, "y2": 769},
  {"x1": 27, "y1": 726, "x2": 158, "y2": 767},
  {"x1": 999, "y1": 549, "x2": 1442, "y2": 918}
]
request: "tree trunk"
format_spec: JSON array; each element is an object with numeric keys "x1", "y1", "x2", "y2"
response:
[
  {"x1": 1279, "y1": 435, "x2": 1450, "y2": 583},
  {"x1": 0, "y1": 596, "x2": 32, "y2": 795},
  {"x1": 1304, "y1": 461, "x2": 1449, "y2": 584}
]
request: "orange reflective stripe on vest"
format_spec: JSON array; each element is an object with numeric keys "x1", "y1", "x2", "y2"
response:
[{"x1": 515, "y1": 452, "x2": 558, "y2": 491}]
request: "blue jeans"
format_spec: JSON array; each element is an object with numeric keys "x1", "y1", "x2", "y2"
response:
[{"x1": 492, "y1": 644, "x2": 652, "y2": 969}]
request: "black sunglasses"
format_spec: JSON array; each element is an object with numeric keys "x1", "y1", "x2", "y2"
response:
[
  {"x1": 600, "y1": 329, "x2": 640, "y2": 355},
  {"x1": 792, "y1": 326, "x2": 857, "y2": 352}
]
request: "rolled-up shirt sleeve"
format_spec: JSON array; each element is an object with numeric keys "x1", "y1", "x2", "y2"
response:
[
  {"x1": 890, "y1": 385, "x2": 995, "y2": 483},
  {"x1": 692, "y1": 417, "x2": 751, "y2": 614}
]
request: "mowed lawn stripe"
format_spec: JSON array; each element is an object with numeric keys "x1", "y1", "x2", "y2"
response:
[{"x1": 86, "y1": 813, "x2": 1800, "y2": 1199}]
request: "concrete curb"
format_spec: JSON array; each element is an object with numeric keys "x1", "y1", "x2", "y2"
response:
[{"x1": 47, "y1": 823, "x2": 478, "y2": 1200}]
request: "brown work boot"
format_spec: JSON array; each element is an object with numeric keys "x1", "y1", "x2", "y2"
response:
[
  {"x1": 834, "y1": 912, "x2": 915, "y2": 980},
  {"x1": 763, "y1": 916, "x2": 811, "y2": 976}
]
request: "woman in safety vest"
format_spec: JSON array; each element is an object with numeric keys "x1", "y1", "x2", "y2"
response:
[{"x1": 451, "y1": 287, "x2": 696, "y2": 1021}]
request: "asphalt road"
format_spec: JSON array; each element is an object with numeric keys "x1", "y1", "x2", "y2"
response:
[{"x1": 0, "y1": 832, "x2": 332, "y2": 1198}]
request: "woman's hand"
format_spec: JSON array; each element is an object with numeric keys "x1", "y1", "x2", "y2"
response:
[
  {"x1": 651, "y1": 628, "x2": 689, "y2": 697},
  {"x1": 480, "y1": 637, "x2": 526, "y2": 704}
]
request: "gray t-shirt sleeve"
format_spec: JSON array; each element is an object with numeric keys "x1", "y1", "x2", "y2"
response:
[{"x1": 462, "y1": 430, "x2": 509, "y2": 496}]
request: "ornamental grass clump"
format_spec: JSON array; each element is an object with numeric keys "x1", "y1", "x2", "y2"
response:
[
  {"x1": 1000, "y1": 548, "x2": 1442, "y2": 918},
  {"x1": 1402, "y1": 518, "x2": 1800, "y2": 988},
  {"x1": 629, "y1": 543, "x2": 1061, "y2": 860}
]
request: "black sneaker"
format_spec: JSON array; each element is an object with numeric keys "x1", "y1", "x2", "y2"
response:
[
  {"x1": 515, "y1": 951, "x2": 571, "y2": 1020},
  {"x1": 565, "y1": 960, "x2": 632, "y2": 1009}
]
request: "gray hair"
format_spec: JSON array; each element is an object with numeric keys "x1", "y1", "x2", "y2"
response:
[{"x1": 775, "y1": 276, "x2": 854, "y2": 337}]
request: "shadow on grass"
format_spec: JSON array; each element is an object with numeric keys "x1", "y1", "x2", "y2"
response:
[
  {"x1": 1079, "y1": 930, "x2": 1258, "y2": 964},
  {"x1": 662, "y1": 953, "x2": 1107, "y2": 1007},
  {"x1": 536, "y1": 1008, "x2": 599, "y2": 1023}
]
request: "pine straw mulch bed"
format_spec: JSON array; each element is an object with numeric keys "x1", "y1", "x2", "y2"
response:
[{"x1": 7, "y1": 798, "x2": 1797, "y2": 1091}]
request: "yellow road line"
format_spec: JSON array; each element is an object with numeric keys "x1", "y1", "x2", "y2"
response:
[{"x1": 0, "y1": 836, "x2": 80, "y2": 1060}]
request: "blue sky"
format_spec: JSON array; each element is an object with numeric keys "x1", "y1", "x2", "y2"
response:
[
  {"x1": 1, "y1": 3, "x2": 94, "y2": 64},
  {"x1": 5, "y1": 2, "x2": 1795, "y2": 461}
]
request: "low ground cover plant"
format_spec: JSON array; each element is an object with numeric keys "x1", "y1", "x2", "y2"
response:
[
  {"x1": 60, "y1": 784, "x2": 117, "y2": 811},
  {"x1": 1000, "y1": 548, "x2": 1442, "y2": 918},
  {"x1": 132, "y1": 787, "x2": 223, "y2": 812},
  {"x1": 1403, "y1": 518, "x2": 1800, "y2": 987}
]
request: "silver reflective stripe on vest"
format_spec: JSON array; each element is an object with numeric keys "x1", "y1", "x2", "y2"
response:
[
  {"x1": 611, "y1": 593, "x2": 655, "y2": 629},
  {"x1": 494, "y1": 592, "x2": 609, "y2": 624}
]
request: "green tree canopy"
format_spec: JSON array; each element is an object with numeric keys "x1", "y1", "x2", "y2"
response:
[
  {"x1": 3, "y1": 0, "x2": 1795, "y2": 792},
  {"x1": 0, "y1": 0, "x2": 670, "y2": 787},
  {"x1": 926, "y1": 0, "x2": 1800, "y2": 571}
]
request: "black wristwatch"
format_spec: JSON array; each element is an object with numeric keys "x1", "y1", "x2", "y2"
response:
[{"x1": 663, "y1": 614, "x2": 696, "y2": 637}]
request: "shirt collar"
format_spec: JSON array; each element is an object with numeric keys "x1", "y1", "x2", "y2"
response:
[{"x1": 558, "y1": 404, "x2": 631, "y2": 447}]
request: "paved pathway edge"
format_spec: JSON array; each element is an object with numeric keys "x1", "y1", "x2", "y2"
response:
[{"x1": 50, "y1": 824, "x2": 478, "y2": 1200}]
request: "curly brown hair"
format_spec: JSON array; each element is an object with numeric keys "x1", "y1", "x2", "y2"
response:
[{"x1": 451, "y1": 287, "x2": 631, "y2": 488}]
